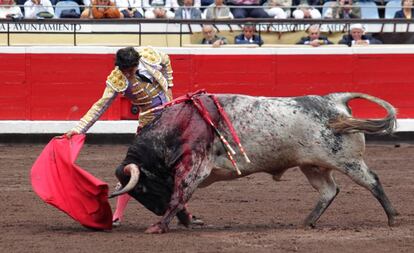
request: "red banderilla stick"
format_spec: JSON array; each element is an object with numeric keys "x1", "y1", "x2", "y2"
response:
[
  {"x1": 192, "y1": 98, "x2": 241, "y2": 175},
  {"x1": 209, "y1": 95, "x2": 251, "y2": 163},
  {"x1": 139, "y1": 90, "x2": 207, "y2": 117}
]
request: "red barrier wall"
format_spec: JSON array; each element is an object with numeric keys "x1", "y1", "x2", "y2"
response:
[{"x1": 1, "y1": 51, "x2": 413, "y2": 120}]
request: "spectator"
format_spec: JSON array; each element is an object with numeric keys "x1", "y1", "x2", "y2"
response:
[
  {"x1": 81, "y1": 0, "x2": 122, "y2": 18},
  {"x1": 234, "y1": 23, "x2": 264, "y2": 45},
  {"x1": 175, "y1": 0, "x2": 202, "y2": 19},
  {"x1": 394, "y1": 0, "x2": 414, "y2": 19},
  {"x1": 338, "y1": 24, "x2": 382, "y2": 46},
  {"x1": 23, "y1": 0, "x2": 54, "y2": 18},
  {"x1": 0, "y1": 0, "x2": 23, "y2": 18},
  {"x1": 177, "y1": 0, "x2": 201, "y2": 6},
  {"x1": 227, "y1": 0, "x2": 270, "y2": 18},
  {"x1": 143, "y1": 0, "x2": 176, "y2": 18},
  {"x1": 204, "y1": 0, "x2": 232, "y2": 19},
  {"x1": 292, "y1": 3, "x2": 321, "y2": 19},
  {"x1": 296, "y1": 25, "x2": 333, "y2": 47},
  {"x1": 117, "y1": 0, "x2": 144, "y2": 18},
  {"x1": 201, "y1": 24, "x2": 227, "y2": 46},
  {"x1": 55, "y1": 0, "x2": 83, "y2": 6},
  {"x1": 58, "y1": 0, "x2": 84, "y2": 18},
  {"x1": 325, "y1": 0, "x2": 360, "y2": 19},
  {"x1": 264, "y1": 0, "x2": 290, "y2": 19}
]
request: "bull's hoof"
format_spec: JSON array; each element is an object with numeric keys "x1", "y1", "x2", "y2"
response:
[
  {"x1": 176, "y1": 211, "x2": 191, "y2": 227},
  {"x1": 303, "y1": 222, "x2": 316, "y2": 229},
  {"x1": 191, "y1": 216, "x2": 205, "y2": 226},
  {"x1": 387, "y1": 209, "x2": 400, "y2": 227},
  {"x1": 388, "y1": 216, "x2": 397, "y2": 227},
  {"x1": 145, "y1": 223, "x2": 168, "y2": 234},
  {"x1": 177, "y1": 215, "x2": 205, "y2": 227}
]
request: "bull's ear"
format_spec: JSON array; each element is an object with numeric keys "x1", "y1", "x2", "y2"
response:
[{"x1": 109, "y1": 164, "x2": 140, "y2": 198}]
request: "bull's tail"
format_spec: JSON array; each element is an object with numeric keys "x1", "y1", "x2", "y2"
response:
[{"x1": 328, "y1": 93, "x2": 397, "y2": 135}]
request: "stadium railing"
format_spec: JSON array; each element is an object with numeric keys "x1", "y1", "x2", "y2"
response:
[{"x1": 1, "y1": 3, "x2": 414, "y2": 46}]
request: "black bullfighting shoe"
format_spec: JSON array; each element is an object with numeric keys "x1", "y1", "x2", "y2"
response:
[{"x1": 112, "y1": 218, "x2": 121, "y2": 227}]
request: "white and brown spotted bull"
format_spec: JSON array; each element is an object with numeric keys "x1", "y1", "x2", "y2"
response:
[{"x1": 110, "y1": 92, "x2": 398, "y2": 234}]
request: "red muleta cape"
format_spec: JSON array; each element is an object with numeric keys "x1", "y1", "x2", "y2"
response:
[{"x1": 31, "y1": 134, "x2": 112, "y2": 230}]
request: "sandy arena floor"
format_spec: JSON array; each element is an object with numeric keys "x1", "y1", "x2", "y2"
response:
[{"x1": 1, "y1": 141, "x2": 413, "y2": 253}]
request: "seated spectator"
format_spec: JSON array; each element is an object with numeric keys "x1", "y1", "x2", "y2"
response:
[
  {"x1": 143, "y1": 0, "x2": 176, "y2": 18},
  {"x1": 204, "y1": 0, "x2": 232, "y2": 19},
  {"x1": 325, "y1": 0, "x2": 360, "y2": 19},
  {"x1": 292, "y1": 3, "x2": 321, "y2": 19},
  {"x1": 394, "y1": 0, "x2": 414, "y2": 19},
  {"x1": 23, "y1": 0, "x2": 55, "y2": 18},
  {"x1": 234, "y1": 23, "x2": 264, "y2": 45},
  {"x1": 81, "y1": 0, "x2": 122, "y2": 18},
  {"x1": 227, "y1": 0, "x2": 270, "y2": 18},
  {"x1": 264, "y1": 0, "x2": 290, "y2": 19},
  {"x1": 177, "y1": 0, "x2": 201, "y2": 6},
  {"x1": 117, "y1": 0, "x2": 144, "y2": 18},
  {"x1": 338, "y1": 24, "x2": 382, "y2": 46},
  {"x1": 201, "y1": 24, "x2": 227, "y2": 47},
  {"x1": 296, "y1": 25, "x2": 333, "y2": 47},
  {"x1": 0, "y1": 0, "x2": 23, "y2": 18},
  {"x1": 175, "y1": 0, "x2": 202, "y2": 19}
]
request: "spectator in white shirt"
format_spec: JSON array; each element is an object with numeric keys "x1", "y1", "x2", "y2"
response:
[
  {"x1": 0, "y1": 0, "x2": 23, "y2": 18},
  {"x1": 292, "y1": 3, "x2": 321, "y2": 19},
  {"x1": 143, "y1": 0, "x2": 177, "y2": 18},
  {"x1": 23, "y1": 0, "x2": 54, "y2": 18},
  {"x1": 264, "y1": 0, "x2": 290, "y2": 19}
]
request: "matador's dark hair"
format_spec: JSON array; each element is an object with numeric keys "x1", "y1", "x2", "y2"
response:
[{"x1": 115, "y1": 47, "x2": 141, "y2": 70}]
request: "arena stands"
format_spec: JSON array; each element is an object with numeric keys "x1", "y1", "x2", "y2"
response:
[
  {"x1": 1, "y1": 0, "x2": 414, "y2": 135},
  {"x1": 0, "y1": 0, "x2": 404, "y2": 20}
]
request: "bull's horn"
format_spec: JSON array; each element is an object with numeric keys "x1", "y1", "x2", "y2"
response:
[{"x1": 109, "y1": 164, "x2": 140, "y2": 199}]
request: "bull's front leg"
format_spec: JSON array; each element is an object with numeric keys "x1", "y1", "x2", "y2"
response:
[{"x1": 145, "y1": 156, "x2": 212, "y2": 234}]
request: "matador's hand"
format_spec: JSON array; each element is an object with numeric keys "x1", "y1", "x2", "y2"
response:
[
  {"x1": 64, "y1": 130, "x2": 79, "y2": 139},
  {"x1": 55, "y1": 130, "x2": 78, "y2": 139}
]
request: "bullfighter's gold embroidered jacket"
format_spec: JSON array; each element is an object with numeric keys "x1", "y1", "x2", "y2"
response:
[{"x1": 71, "y1": 47, "x2": 173, "y2": 134}]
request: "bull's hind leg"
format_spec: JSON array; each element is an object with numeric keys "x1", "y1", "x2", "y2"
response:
[
  {"x1": 332, "y1": 160, "x2": 398, "y2": 226},
  {"x1": 300, "y1": 166, "x2": 339, "y2": 228}
]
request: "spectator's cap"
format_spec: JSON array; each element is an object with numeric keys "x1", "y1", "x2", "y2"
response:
[{"x1": 350, "y1": 23, "x2": 365, "y2": 32}]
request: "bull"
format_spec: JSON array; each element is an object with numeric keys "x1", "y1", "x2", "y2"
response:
[{"x1": 110, "y1": 92, "x2": 398, "y2": 234}]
